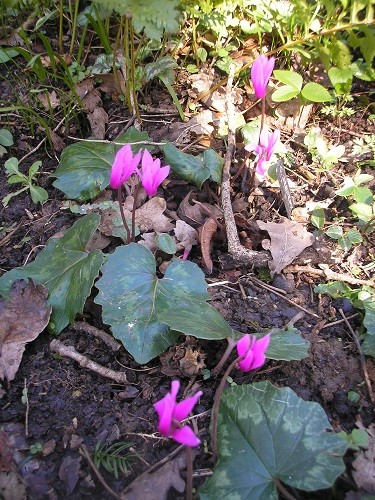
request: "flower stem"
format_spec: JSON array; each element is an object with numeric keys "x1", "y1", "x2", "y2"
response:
[
  {"x1": 117, "y1": 186, "x2": 131, "y2": 245},
  {"x1": 211, "y1": 355, "x2": 243, "y2": 462},
  {"x1": 249, "y1": 96, "x2": 266, "y2": 192},
  {"x1": 131, "y1": 182, "x2": 141, "y2": 243},
  {"x1": 185, "y1": 445, "x2": 193, "y2": 500},
  {"x1": 211, "y1": 337, "x2": 237, "y2": 378}
]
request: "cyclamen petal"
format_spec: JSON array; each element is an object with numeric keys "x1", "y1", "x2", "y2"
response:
[
  {"x1": 251, "y1": 55, "x2": 275, "y2": 99},
  {"x1": 174, "y1": 391, "x2": 203, "y2": 422},
  {"x1": 236, "y1": 333, "x2": 271, "y2": 372},
  {"x1": 109, "y1": 144, "x2": 142, "y2": 189},
  {"x1": 153, "y1": 380, "x2": 202, "y2": 447},
  {"x1": 140, "y1": 149, "x2": 170, "y2": 197},
  {"x1": 172, "y1": 426, "x2": 201, "y2": 447}
]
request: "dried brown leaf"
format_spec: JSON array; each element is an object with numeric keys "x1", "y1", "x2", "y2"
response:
[
  {"x1": 198, "y1": 218, "x2": 217, "y2": 274},
  {"x1": 257, "y1": 218, "x2": 315, "y2": 275},
  {"x1": 352, "y1": 424, "x2": 375, "y2": 493},
  {"x1": 124, "y1": 452, "x2": 186, "y2": 500},
  {"x1": 87, "y1": 107, "x2": 108, "y2": 139},
  {"x1": 0, "y1": 280, "x2": 51, "y2": 382},
  {"x1": 174, "y1": 220, "x2": 197, "y2": 253}
]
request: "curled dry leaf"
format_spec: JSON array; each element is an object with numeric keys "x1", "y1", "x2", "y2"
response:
[
  {"x1": 124, "y1": 452, "x2": 187, "y2": 500},
  {"x1": 0, "y1": 280, "x2": 51, "y2": 382},
  {"x1": 177, "y1": 191, "x2": 221, "y2": 227},
  {"x1": 87, "y1": 107, "x2": 108, "y2": 140},
  {"x1": 174, "y1": 220, "x2": 198, "y2": 255},
  {"x1": 198, "y1": 218, "x2": 218, "y2": 274},
  {"x1": 257, "y1": 218, "x2": 315, "y2": 276},
  {"x1": 131, "y1": 197, "x2": 174, "y2": 233}
]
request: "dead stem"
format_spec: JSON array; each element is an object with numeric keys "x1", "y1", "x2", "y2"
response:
[
  {"x1": 50, "y1": 340, "x2": 127, "y2": 384},
  {"x1": 221, "y1": 64, "x2": 269, "y2": 268},
  {"x1": 80, "y1": 444, "x2": 123, "y2": 500}
]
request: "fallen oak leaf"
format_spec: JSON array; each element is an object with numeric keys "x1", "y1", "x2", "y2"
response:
[
  {"x1": 198, "y1": 218, "x2": 218, "y2": 274},
  {"x1": 257, "y1": 218, "x2": 315, "y2": 276},
  {"x1": 0, "y1": 280, "x2": 51, "y2": 382},
  {"x1": 174, "y1": 220, "x2": 198, "y2": 258}
]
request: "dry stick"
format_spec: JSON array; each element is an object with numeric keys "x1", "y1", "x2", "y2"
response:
[
  {"x1": 338, "y1": 309, "x2": 375, "y2": 406},
  {"x1": 221, "y1": 64, "x2": 269, "y2": 268},
  {"x1": 284, "y1": 264, "x2": 374, "y2": 288},
  {"x1": 80, "y1": 444, "x2": 123, "y2": 500},
  {"x1": 320, "y1": 313, "x2": 359, "y2": 329},
  {"x1": 248, "y1": 277, "x2": 320, "y2": 319},
  {"x1": 186, "y1": 446, "x2": 193, "y2": 500},
  {"x1": 74, "y1": 321, "x2": 121, "y2": 351},
  {"x1": 50, "y1": 340, "x2": 128, "y2": 384}
]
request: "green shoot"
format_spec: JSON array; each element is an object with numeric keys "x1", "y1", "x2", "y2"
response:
[{"x1": 3, "y1": 158, "x2": 48, "y2": 207}]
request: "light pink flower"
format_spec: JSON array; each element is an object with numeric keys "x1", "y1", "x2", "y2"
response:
[
  {"x1": 251, "y1": 55, "x2": 275, "y2": 99},
  {"x1": 154, "y1": 380, "x2": 202, "y2": 446},
  {"x1": 109, "y1": 144, "x2": 142, "y2": 189},
  {"x1": 245, "y1": 128, "x2": 280, "y2": 177},
  {"x1": 139, "y1": 149, "x2": 170, "y2": 197},
  {"x1": 236, "y1": 333, "x2": 271, "y2": 372}
]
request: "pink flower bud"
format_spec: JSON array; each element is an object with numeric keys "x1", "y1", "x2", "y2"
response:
[
  {"x1": 109, "y1": 144, "x2": 142, "y2": 189},
  {"x1": 251, "y1": 55, "x2": 275, "y2": 99},
  {"x1": 139, "y1": 149, "x2": 170, "y2": 197},
  {"x1": 236, "y1": 333, "x2": 271, "y2": 372}
]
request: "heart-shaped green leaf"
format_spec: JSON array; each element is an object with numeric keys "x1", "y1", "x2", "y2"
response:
[
  {"x1": 0, "y1": 214, "x2": 103, "y2": 333},
  {"x1": 53, "y1": 128, "x2": 152, "y2": 200},
  {"x1": 161, "y1": 142, "x2": 223, "y2": 189},
  {"x1": 200, "y1": 381, "x2": 347, "y2": 499},
  {"x1": 94, "y1": 243, "x2": 231, "y2": 364},
  {"x1": 273, "y1": 70, "x2": 303, "y2": 90}
]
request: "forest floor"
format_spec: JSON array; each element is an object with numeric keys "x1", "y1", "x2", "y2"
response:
[{"x1": 1, "y1": 41, "x2": 375, "y2": 499}]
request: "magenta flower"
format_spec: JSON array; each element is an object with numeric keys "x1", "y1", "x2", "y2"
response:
[
  {"x1": 154, "y1": 380, "x2": 202, "y2": 446},
  {"x1": 251, "y1": 55, "x2": 275, "y2": 99},
  {"x1": 139, "y1": 149, "x2": 170, "y2": 197},
  {"x1": 236, "y1": 333, "x2": 271, "y2": 372},
  {"x1": 245, "y1": 128, "x2": 280, "y2": 177},
  {"x1": 109, "y1": 144, "x2": 142, "y2": 189}
]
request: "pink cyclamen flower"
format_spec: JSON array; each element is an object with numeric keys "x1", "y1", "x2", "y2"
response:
[
  {"x1": 245, "y1": 128, "x2": 280, "y2": 177},
  {"x1": 251, "y1": 54, "x2": 275, "y2": 99},
  {"x1": 154, "y1": 380, "x2": 202, "y2": 446},
  {"x1": 236, "y1": 333, "x2": 271, "y2": 372},
  {"x1": 109, "y1": 144, "x2": 142, "y2": 189},
  {"x1": 139, "y1": 149, "x2": 170, "y2": 197}
]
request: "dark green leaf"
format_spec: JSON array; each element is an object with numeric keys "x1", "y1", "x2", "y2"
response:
[
  {"x1": 95, "y1": 244, "x2": 231, "y2": 363},
  {"x1": 200, "y1": 382, "x2": 347, "y2": 499},
  {"x1": 161, "y1": 142, "x2": 222, "y2": 188},
  {"x1": 0, "y1": 214, "x2": 104, "y2": 333},
  {"x1": 53, "y1": 128, "x2": 152, "y2": 200},
  {"x1": 155, "y1": 234, "x2": 177, "y2": 254}
]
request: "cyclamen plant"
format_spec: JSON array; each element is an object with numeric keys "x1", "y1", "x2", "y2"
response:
[
  {"x1": 110, "y1": 144, "x2": 170, "y2": 244},
  {"x1": 248, "y1": 54, "x2": 280, "y2": 180},
  {"x1": 153, "y1": 333, "x2": 271, "y2": 497}
]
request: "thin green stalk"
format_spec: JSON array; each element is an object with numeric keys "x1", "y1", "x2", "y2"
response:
[
  {"x1": 69, "y1": 0, "x2": 80, "y2": 55},
  {"x1": 117, "y1": 187, "x2": 131, "y2": 244},
  {"x1": 129, "y1": 20, "x2": 141, "y2": 122},
  {"x1": 211, "y1": 355, "x2": 243, "y2": 462},
  {"x1": 58, "y1": 0, "x2": 63, "y2": 53},
  {"x1": 131, "y1": 182, "x2": 141, "y2": 243},
  {"x1": 185, "y1": 445, "x2": 193, "y2": 500}
]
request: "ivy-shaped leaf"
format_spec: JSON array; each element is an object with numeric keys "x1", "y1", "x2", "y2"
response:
[
  {"x1": 0, "y1": 214, "x2": 103, "y2": 333},
  {"x1": 200, "y1": 382, "x2": 347, "y2": 499},
  {"x1": 94, "y1": 244, "x2": 231, "y2": 364},
  {"x1": 161, "y1": 142, "x2": 223, "y2": 189},
  {"x1": 53, "y1": 128, "x2": 152, "y2": 200}
]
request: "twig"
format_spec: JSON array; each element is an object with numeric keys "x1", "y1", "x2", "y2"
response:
[
  {"x1": 320, "y1": 313, "x2": 359, "y2": 329},
  {"x1": 221, "y1": 63, "x2": 270, "y2": 269},
  {"x1": 50, "y1": 340, "x2": 127, "y2": 384},
  {"x1": 80, "y1": 444, "x2": 123, "y2": 500},
  {"x1": 74, "y1": 321, "x2": 121, "y2": 352},
  {"x1": 23, "y1": 378, "x2": 29, "y2": 437},
  {"x1": 284, "y1": 311, "x2": 305, "y2": 329},
  {"x1": 284, "y1": 264, "x2": 374, "y2": 288},
  {"x1": 338, "y1": 309, "x2": 375, "y2": 406},
  {"x1": 247, "y1": 277, "x2": 320, "y2": 318},
  {"x1": 247, "y1": 275, "x2": 287, "y2": 295}
]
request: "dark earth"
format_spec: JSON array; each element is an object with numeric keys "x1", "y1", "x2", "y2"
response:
[{"x1": 1, "y1": 37, "x2": 375, "y2": 499}]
